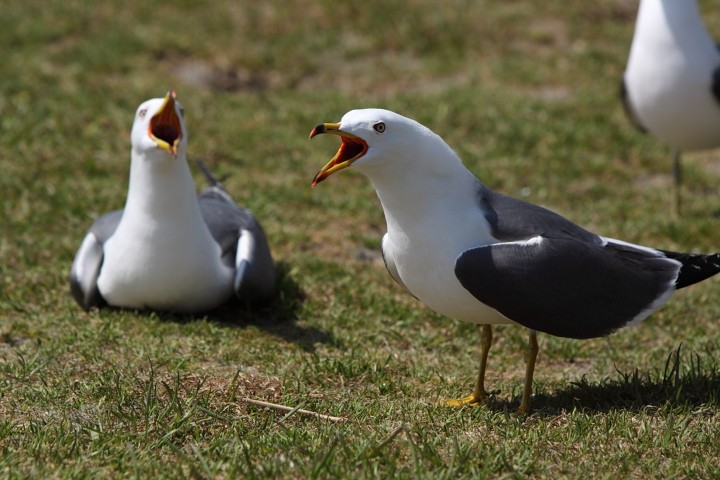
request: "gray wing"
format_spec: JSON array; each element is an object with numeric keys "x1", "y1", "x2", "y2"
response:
[
  {"x1": 455, "y1": 236, "x2": 680, "y2": 339},
  {"x1": 620, "y1": 75, "x2": 647, "y2": 133},
  {"x1": 198, "y1": 187, "x2": 277, "y2": 306},
  {"x1": 479, "y1": 185, "x2": 599, "y2": 244},
  {"x1": 69, "y1": 209, "x2": 122, "y2": 311}
]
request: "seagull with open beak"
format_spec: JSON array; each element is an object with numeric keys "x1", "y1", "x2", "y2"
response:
[
  {"x1": 70, "y1": 91, "x2": 277, "y2": 313},
  {"x1": 310, "y1": 108, "x2": 720, "y2": 413}
]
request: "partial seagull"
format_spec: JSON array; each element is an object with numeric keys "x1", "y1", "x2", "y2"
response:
[{"x1": 622, "y1": 0, "x2": 720, "y2": 213}]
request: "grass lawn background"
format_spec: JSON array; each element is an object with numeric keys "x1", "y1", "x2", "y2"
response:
[{"x1": 2, "y1": 0, "x2": 720, "y2": 477}]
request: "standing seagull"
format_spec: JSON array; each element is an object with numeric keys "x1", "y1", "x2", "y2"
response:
[
  {"x1": 310, "y1": 108, "x2": 720, "y2": 413},
  {"x1": 70, "y1": 91, "x2": 277, "y2": 313},
  {"x1": 622, "y1": 0, "x2": 720, "y2": 213}
]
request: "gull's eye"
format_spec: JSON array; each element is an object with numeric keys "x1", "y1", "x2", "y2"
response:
[
  {"x1": 138, "y1": 108, "x2": 147, "y2": 119},
  {"x1": 178, "y1": 106, "x2": 185, "y2": 118},
  {"x1": 373, "y1": 122, "x2": 386, "y2": 134}
]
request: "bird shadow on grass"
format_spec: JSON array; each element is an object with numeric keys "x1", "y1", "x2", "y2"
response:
[
  {"x1": 486, "y1": 346, "x2": 720, "y2": 415},
  {"x1": 153, "y1": 261, "x2": 336, "y2": 352}
]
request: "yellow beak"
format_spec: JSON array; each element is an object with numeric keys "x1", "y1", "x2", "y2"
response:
[
  {"x1": 149, "y1": 90, "x2": 182, "y2": 156},
  {"x1": 309, "y1": 123, "x2": 368, "y2": 187}
]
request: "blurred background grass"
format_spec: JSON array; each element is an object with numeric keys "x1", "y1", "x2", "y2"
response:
[{"x1": 1, "y1": 0, "x2": 720, "y2": 477}]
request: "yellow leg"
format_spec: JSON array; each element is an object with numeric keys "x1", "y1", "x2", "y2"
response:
[
  {"x1": 446, "y1": 324, "x2": 493, "y2": 407},
  {"x1": 517, "y1": 330, "x2": 538, "y2": 415}
]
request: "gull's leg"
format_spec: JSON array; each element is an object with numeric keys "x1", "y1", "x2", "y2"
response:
[
  {"x1": 517, "y1": 330, "x2": 538, "y2": 415},
  {"x1": 472, "y1": 324, "x2": 493, "y2": 401},
  {"x1": 673, "y1": 150, "x2": 682, "y2": 215},
  {"x1": 446, "y1": 324, "x2": 493, "y2": 407}
]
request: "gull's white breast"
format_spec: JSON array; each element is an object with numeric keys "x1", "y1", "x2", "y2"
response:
[
  {"x1": 382, "y1": 196, "x2": 513, "y2": 326},
  {"x1": 97, "y1": 211, "x2": 233, "y2": 312}
]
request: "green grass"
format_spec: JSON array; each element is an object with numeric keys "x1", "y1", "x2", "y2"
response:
[{"x1": 2, "y1": 0, "x2": 720, "y2": 477}]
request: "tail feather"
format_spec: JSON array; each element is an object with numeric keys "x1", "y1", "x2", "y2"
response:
[
  {"x1": 194, "y1": 158, "x2": 226, "y2": 188},
  {"x1": 661, "y1": 250, "x2": 720, "y2": 289},
  {"x1": 194, "y1": 158, "x2": 238, "y2": 206}
]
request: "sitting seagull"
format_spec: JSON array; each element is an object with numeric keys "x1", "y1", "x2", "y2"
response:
[
  {"x1": 70, "y1": 91, "x2": 277, "y2": 313},
  {"x1": 309, "y1": 108, "x2": 720, "y2": 413},
  {"x1": 622, "y1": 0, "x2": 720, "y2": 213}
]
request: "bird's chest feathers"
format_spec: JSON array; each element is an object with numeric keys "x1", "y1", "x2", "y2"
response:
[
  {"x1": 369, "y1": 165, "x2": 508, "y2": 323},
  {"x1": 105, "y1": 208, "x2": 220, "y2": 271},
  {"x1": 383, "y1": 206, "x2": 494, "y2": 309},
  {"x1": 98, "y1": 211, "x2": 232, "y2": 309}
]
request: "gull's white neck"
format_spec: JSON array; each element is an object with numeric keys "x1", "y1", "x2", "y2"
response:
[
  {"x1": 360, "y1": 145, "x2": 489, "y2": 240},
  {"x1": 373, "y1": 167, "x2": 479, "y2": 231},
  {"x1": 123, "y1": 150, "x2": 205, "y2": 225}
]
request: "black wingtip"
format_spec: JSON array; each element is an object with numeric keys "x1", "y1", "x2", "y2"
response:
[
  {"x1": 234, "y1": 259, "x2": 278, "y2": 308},
  {"x1": 69, "y1": 273, "x2": 106, "y2": 312},
  {"x1": 661, "y1": 251, "x2": 720, "y2": 289}
]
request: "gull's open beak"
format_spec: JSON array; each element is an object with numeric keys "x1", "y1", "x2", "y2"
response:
[
  {"x1": 309, "y1": 123, "x2": 368, "y2": 188},
  {"x1": 149, "y1": 90, "x2": 182, "y2": 156}
]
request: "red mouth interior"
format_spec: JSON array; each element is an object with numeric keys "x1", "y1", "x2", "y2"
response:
[
  {"x1": 311, "y1": 135, "x2": 368, "y2": 188},
  {"x1": 151, "y1": 123, "x2": 179, "y2": 145},
  {"x1": 337, "y1": 136, "x2": 367, "y2": 162},
  {"x1": 149, "y1": 100, "x2": 182, "y2": 146}
]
